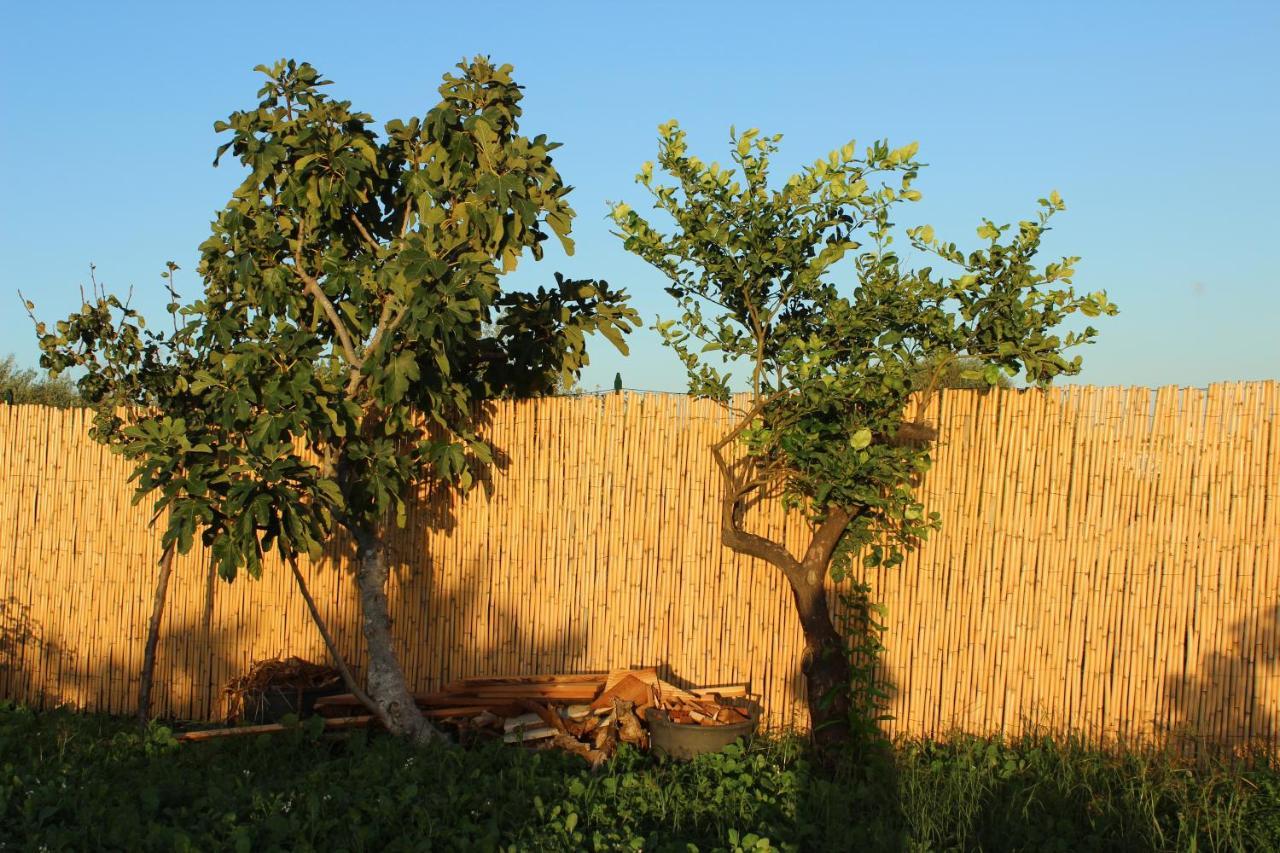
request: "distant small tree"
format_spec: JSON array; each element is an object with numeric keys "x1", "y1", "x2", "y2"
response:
[
  {"x1": 613, "y1": 122, "x2": 1116, "y2": 750},
  {"x1": 912, "y1": 354, "x2": 1013, "y2": 391},
  {"x1": 0, "y1": 355, "x2": 84, "y2": 407},
  {"x1": 30, "y1": 58, "x2": 636, "y2": 739}
]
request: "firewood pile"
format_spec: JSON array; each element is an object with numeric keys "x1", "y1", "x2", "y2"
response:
[
  {"x1": 223, "y1": 656, "x2": 341, "y2": 723},
  {"x1": 312, "y1": 667, "x2": 753, "y2": 765}
]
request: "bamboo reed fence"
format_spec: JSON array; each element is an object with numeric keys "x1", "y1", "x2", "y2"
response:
[{"x1": 0, "y1": 383, "x2": 1276, "y2": 750}]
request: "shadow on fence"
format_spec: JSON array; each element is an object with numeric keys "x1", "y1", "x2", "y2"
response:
[{"x1": 1162, "y1": 604, "x2": 1280, "y2": 758}]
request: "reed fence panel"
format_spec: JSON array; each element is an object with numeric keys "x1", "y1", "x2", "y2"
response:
[{"x1": 0, "y1": 383, "x2": 1276, "y2": 749}]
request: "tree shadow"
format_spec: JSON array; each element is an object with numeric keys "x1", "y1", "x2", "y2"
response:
[
  {"x1": 1161, "y1": 604, "x2": 1279, "y2": 759},
  {"x1": 0, "y1": 596, "x2": 62, "y2": 707}
]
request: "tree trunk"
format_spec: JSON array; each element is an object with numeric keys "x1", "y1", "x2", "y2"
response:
[
  {"x1": 719, "y1": 493, "x2": 856, "y2": 753},
  {"x1": 137, "y1": 542, "x2": 176, "y2": 725},
  {"x1": 350, "y1": 523, "x2": 443, "y2": 743},
  {"x1": 789, "y1": 574, "x2": 852, "y2": 751}
]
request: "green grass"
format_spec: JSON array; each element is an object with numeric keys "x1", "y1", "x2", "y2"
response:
[{"x1": 0, "y1": 703, "x2": 1276, "y2": 851}]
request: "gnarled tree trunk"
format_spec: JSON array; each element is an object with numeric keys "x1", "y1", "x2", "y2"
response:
[
  {"x1": 349, "y1": 523, "x2": 443, "y2": 743},
  {"x1": 786, "y1": 571, "x2": 853, "y2": 751},
  {"x1": 720, "y1": 488, "x2": 854, "y2": 751}
]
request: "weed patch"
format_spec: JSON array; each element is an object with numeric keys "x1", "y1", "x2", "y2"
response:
[{"x1": 0, "y1": 704, "x2": 1276, "y2": 851}]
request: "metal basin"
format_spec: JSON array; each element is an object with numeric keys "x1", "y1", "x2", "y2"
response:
[{"x1": 646, "y1": 698, "x2": 761, "y2": 760}]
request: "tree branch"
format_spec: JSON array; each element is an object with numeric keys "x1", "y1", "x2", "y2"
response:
[
  {"x1": 801, "y1": 505, "x2": 854, "y2": 573},
  {"x1": 137, "y1": 541, "x2": 176, "y2": 724},
  {"x1": 291, "y1": 258, "x2": 362, "y2": 369},
  {"x1": 349, "y1": 213, "x2": 381, "y2": 254},
  {"x1": 718, "y1": 488, "x2": 802, "y2": 574},
  {"x1": 711, "y1": 438, "x2": 801, "y2": 573}
]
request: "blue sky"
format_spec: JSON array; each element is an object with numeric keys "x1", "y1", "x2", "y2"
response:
[{"x1": 2, "y1": 1, "x2": 1277, "y2": 391}]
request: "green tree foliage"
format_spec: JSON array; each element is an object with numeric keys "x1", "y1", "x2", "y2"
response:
[
  {"x1": 29, "y1": 58, "x2": 636, "y2": 740},
  {"x1": 613, "y1": 122, "x2": 1115, "y2": 748},
  {"x1": 0, "y1": 355, "x2": 85, "y2": 408}
]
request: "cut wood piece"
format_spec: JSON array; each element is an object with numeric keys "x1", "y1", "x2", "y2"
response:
[
  {"x1": 688, "y1": 699, "x2": 723, "y2": 716},
  {"x1": 315, "y1": 693, "x2": 523, "y2": 717},
  {"x1": 613, "y1": 698, "x2": 647, "y2": 749},
  {"x1": 604, "y1": 667, "x2": 657, "y2": 692},
  {"x1": 452, "y1": 673, "x2": 609, "y2": 686},
  {"x1": 691, "y1": 684, "x2": 749, "y2": 699},
  {"x1": 421, "y1": 688, "x2": 601, "y2": 703},
  {"x1": 462, "y1": 687, "x2": 601, "y2": 697},
  {"x1": 456, "y1": 684, "x2": 604, "y2": 698},
  {"x1": 549, "y1": 732, "x2": 609, "y2": 768},
  {"x1": 562, "y1": 704, "x2": 592, "y2": 720},
  {"x1": 590, "y1": 674, "x2": 653, "y2": 713},
  {"x1": 503, "y1": 725, "x2": 557, "y2": 743},
  {"x1": 471, "y1": 710, "x2": 501, "y2": 728},
  {"x1": 503, "y1": 712, "x2": 544, "y2": 733},
  {"x1": 177, "y1": 716, "x2": 374, "y2": 742},
  {"x1": 517, "y1": 699, "x2": 568, "y2": 734},
  {"x1": 422, "y1": 706, "x2": 494, "y2": 719},
  {"x1": 592, "y1": 721, "x2": 618, "y2": 753}
]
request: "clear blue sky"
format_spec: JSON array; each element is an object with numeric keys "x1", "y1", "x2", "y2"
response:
[{"x1": 3, "y1": 1, "x2": 1277, "y2": 391}]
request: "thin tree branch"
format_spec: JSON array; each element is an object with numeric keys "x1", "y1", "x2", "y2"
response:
[
  {"x1": 137, "y1": 542, "x2": 176, "y2": 725},
  {"x1": 349, "y1": 213, "x2": 381, "y2": 254}
]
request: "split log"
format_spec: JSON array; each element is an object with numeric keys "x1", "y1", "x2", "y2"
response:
[
  {"x1": 549, "y1": 732, "x2": 610, "y2": 768},
  {"x1": 613, "y1": 698, "x2": 647, "y2": 749},
  {"x1": 503, "y1": 725, "x2": 557, "y2": 743},
  {"x1": 516, "y1": 699, "x2": 568, "y2": 734},
  {"x1": 502, "y1": 712, "x2": 545, "y2": 733}
]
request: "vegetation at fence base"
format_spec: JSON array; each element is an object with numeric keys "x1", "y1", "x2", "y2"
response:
[
  {"x1": 2, "y1": 704, "x2": 1276, "y2": 851},
  {"x1": 0, "y1": 355, "x2": 83, "y2": 408}
]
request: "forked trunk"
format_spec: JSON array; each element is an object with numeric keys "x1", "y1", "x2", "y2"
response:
[
  {"x1": 719, "y1": 493, "x2": 856, "y2": 753},
  {"x1": 351, "y1": 524, "x2": 443, "y2": 743}
]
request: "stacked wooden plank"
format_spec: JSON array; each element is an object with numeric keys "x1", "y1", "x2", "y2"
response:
[{"x1": 309, "y1": 668, "x2": 754, "y2": 763}]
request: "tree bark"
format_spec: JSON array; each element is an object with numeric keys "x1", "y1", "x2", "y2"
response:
[
  {"x1": 137, "y1": 542, "x2": 176, "y2": 725},
  {"x1": 719, "y1": 491, "x2": 854, "y2": 751},
  {"x1": 787, "y1": 573, "x2": 853, "y2": 751},
  {"x1": 349, "y1": 523, "x2": 443, "y2": 743}
]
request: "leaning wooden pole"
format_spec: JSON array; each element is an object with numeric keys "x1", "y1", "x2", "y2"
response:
[
  {"x1": 137, "y1": 542, "x2": 177, "y2": 725},
  {"x1": 287, "y1": 556, "x2": 393, "y2": 731}
]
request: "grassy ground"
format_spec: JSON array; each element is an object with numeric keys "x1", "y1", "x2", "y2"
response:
[{"x1": 0, "y1": 703, "x2": 1276, "y2": 851}]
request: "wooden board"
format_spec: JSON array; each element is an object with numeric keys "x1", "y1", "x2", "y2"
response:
[{"x1": 177, "y1": 716, "x2": 374, "y2": 742}]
